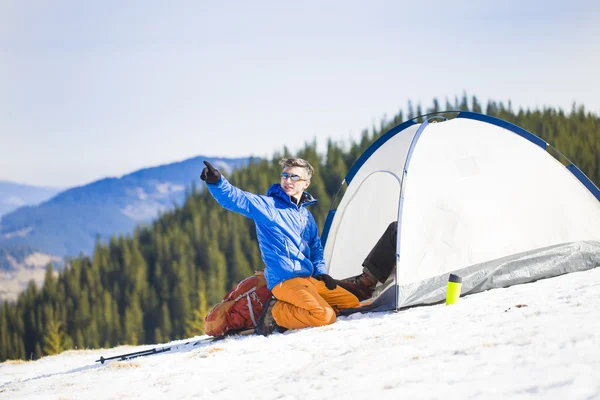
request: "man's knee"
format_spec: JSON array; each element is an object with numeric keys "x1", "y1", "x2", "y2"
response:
[{"x1": 311, "y1": 307, "x2": 336, "y2": 326}]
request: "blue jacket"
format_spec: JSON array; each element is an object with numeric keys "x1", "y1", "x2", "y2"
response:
[{"x1": 206, "y1": 177, "x2": 327, "y2": 290}]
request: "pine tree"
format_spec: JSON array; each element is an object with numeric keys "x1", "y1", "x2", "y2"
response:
[
  {"x1": 184, "y1": 307, "x2": 206, "y2": 338},
  {"x1": 42, "y1": 263, "x2": 57, "y2": 302},
  {"x1": 123, "y1": 296, "x2": 144, "y2": 345},
  {"x1": 185, "y1": 275, "x2": 208, "y2": 337},
  {"x1": 43, "y1": 319, "x2": 65, "y2": 356},
  {"x1": 154, "y1": 327, "x2": 163, "y2": 344},
  {"x1": 34, "y1": 342, "x2": 42, "y2": 360},
  {"x1": 167, "y1": 260, "x2": 191, "y2": 339},
  {"x1": 206, "y1": 242, "x2": 228, "y2": 305},
  {"x1": 0, "y1": 304, "x2": 9, "y2": 360},
  {"x1": 227, "y1": 228, "x2": 253, "y2": 284},
  {"x1": 159, "y1": 303, "x2": 172, "y2": 341},
  {"x1": 14, "y1": 333, "x2": 26, "y2": 360}
]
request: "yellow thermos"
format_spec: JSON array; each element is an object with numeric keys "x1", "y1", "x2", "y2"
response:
[{"x1": 446, "y1": 273, "x2": 462, "y2": 305}]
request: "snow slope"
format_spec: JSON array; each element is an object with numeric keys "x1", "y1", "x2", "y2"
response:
[{"x1": 1, "y1": 267, "x2": 600, "y2": 400}]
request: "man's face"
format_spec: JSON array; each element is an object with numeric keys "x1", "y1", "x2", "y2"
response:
[{"x1": 280, "y1": 166, "x2": 310, "y2": 199}]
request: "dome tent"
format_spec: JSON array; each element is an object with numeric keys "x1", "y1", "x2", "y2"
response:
[{"x1": 322, "y1": 111, "x2": 600, "y2": 313}]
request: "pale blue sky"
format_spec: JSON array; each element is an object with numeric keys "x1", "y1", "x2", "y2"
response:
[{"x1": 1, "y1": 0, "x2": 599, "y2": 187}]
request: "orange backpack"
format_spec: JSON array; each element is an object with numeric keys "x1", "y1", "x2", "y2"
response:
[{"x1": 204, "y1": 270, "x2": 273, "y2": 337}]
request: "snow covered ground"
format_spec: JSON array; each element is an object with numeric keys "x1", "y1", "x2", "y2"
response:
[{"x1": 2, "y1": 267, "x2": 600, "y2": 400}]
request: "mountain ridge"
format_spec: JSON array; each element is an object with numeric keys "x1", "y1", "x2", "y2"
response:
[
  {"x1": 0, "y1": 155, "x2": 253, "y2": 259},
  {"x1": 0, "y1": 180, "x2": 62, "y2": 218}
]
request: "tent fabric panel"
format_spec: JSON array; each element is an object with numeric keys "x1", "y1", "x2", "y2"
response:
[
  {"x1": 326, "y1": 172, "x2": 401, "y2": 280},
  {"x1": 458, "y1": 111, "x2": 600, "y2": 202},
  {"x1": 322, "y1": 123, "x2": 419, "y2": 252},
  {"x1": 345, "y1": 119, "x2": 417, "y2": 184},
  {"x1": 397, "y1": 118, "x2": 600, "y2": 286},
  {"x1": 457, "y1": 111, "x2": 548, "y2": 149},
  {"x1": 324, "y1": 124, "x2": 420, "y2": 275},
  {"x1": 567, "y1": 164, "x2": 600, "y2": 201},
  {"x1": 394, "y1": 120, "x2": 431, "y2": 308},
  {"x1": 396, "y1": 241, "x2": 600, "y2": 308}
]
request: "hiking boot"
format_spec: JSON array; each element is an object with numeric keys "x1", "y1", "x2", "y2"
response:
[
  {"x1": 256, "y1": 297, "x2": 279, "y2": 336},
  {"x1": 337, "y1": 272, "x2": 377, "y2": 301}
]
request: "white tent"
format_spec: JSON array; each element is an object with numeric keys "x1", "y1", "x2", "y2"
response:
[{"x1": 322, "y1": 112, "x2": 600, "y2": 312}]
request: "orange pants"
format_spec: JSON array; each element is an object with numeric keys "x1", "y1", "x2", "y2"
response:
[{"x1": 271, "y1": 277, "x2": 360, "y2": 330}]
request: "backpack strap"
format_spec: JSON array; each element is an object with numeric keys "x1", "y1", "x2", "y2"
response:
[
  {"x1": 247, "y1": 294, "x2": 258, "y2": 327},
  {"x1": 232, "y1": 287, "x2": 260, "y2": 328},
  {"x1": 233, "y1": 286, "x2": 256, "y2": 302}
]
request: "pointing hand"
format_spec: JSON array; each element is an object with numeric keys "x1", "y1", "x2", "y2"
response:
[{"x1": 200, "y1": 160, "x2": 221, "y2": 184}]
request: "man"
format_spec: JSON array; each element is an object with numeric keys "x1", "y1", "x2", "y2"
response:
[{"x1": 201, "y1": 158, "x2": 360, "y2": 336}]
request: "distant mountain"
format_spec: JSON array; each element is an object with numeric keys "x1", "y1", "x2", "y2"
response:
[
  {"x1": 0, "y1": 181, "x2": 62, "y2": 218},
  {"x1": 0, "y1": 156, "x2": 253, "y2": 261}
]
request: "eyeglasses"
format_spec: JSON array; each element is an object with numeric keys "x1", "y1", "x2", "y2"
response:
[{"x1": 281, "y1": 172, "x2": 306, "y2": 182}]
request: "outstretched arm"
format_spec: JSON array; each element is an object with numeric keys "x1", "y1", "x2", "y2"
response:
[{"x1": 201, "y1": 161, "x2": 274, "y2": 223}]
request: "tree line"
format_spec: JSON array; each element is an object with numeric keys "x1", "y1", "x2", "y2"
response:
[{"x1": 1, "y1": 95, "x2": 598, "y2": 361}]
